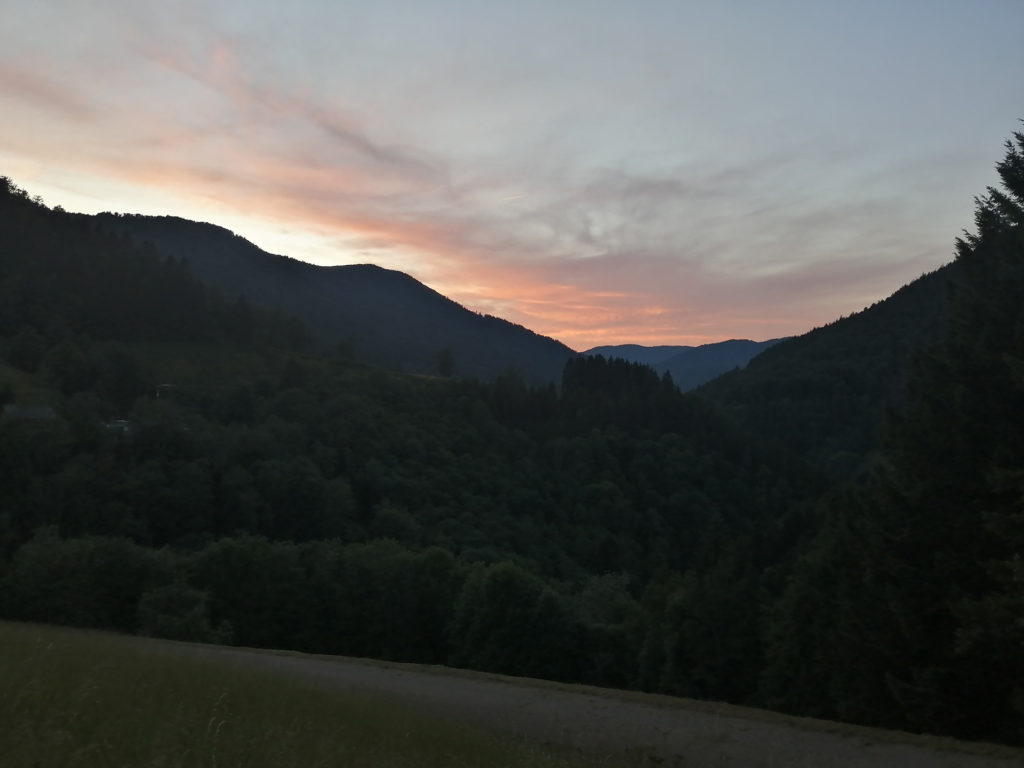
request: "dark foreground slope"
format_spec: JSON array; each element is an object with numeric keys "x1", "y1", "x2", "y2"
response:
[
  {"x1": 10, "y1": 623, "x2": 1023, "y2": 768},
  {"x1": 94, "y1": 214, "x2": 576, "y2": 383},
  {"x1": 196, "y1": 641, "x2": 1024, "y2": 768},
  {"x1": 0, "y1": 621, "x2": 595, "y2": 768}
]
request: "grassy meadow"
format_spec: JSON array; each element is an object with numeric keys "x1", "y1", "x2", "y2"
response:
[{"x1": 0, "y1": 621, "x2": 623, "y2": 768}]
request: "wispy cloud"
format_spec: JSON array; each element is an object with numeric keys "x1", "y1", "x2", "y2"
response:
[
  {"x1": 1, "y1": 0, "x2": 1015, "y2": 349},
  {"x1": 0, "y1": 64, "x2": 96, "y2": 120}
]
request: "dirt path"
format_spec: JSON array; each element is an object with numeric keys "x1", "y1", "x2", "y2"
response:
[{"x1": 174, "y1": 644, "x2": 1023, "y2": 768}]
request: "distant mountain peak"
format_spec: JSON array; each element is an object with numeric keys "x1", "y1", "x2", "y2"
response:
[{"x1": 583, "y1": 338, "x2": 786, "y2": 390}]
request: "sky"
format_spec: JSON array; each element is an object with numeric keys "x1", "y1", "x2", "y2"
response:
[{"x1": 2, "y1": 1, "x2": 1022, "y2": 351}]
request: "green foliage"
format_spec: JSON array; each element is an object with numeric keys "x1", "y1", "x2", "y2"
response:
[
  {"x1": 0, "y1": 332, "x2": 820, "y2": 718},
  {"x1": 573, "y1": 573, "x2": 642, "y2": 686},
  {"x1": 436, "y1": 345, "x2": 456, "y2": 377},
  {"x1": 450, "y1": 561, "x2": 581, "y2": 680},
  {"x1": 44, "y1": 338, "x2": 97, "y2": 394},
  {"x1": 661, "y1": 544, "x2": 762, "y2": 703},
  {"x1": 7, "y1": 327, "x2": 47, "y2": 373},
  {"x1": 190, "y1": 536, "x2": 307, "y2": 650},
  {"x1": 137, "y1": 581, "x2": 232, "y2": 643},
  {"x1": 1, "y1": 531, "x2": 168, "y2": 632}
]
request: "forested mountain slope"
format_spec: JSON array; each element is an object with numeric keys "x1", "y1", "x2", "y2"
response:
[
  {"x1": 0, "y1": 174, "x2": 817, "y2": 701},
  {"x1": 758, "y1": 128, "x2": 1024, "y2": 743},
  {"x1": 0, "y1": 187, "x2": 306, "y2": 354},
  {"x1": 0, "y1": 178, "x2": 308, "y2": 416},
  {"x1": 698, "y1": 262, "x2": 959, "y2": 476},
  {"x1": 94, "y1": 214, "x2": 576, "y2": 383},
  {"x1": 0, "y1": 341, "x2": 815, "y2": 703}
]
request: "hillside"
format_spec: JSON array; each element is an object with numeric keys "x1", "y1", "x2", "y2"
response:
[
  {"x1": 92, "y1": 214, "x2": 577, "y2": 383},
  {"x1": 698, "y1": 263, "x2": 959, "y2": 476},
  {"x1": 754, "y1": 130, "x2": 1024, "y2": 742},
  {"x1": 7, "y1": 623, "x2": 1021, "y2": 768},
  {"x1": 586, "y1": 339, "x2": 785, "y2": 391},
  {"x1": 0, "y1": 177, "x2": 816, "y2": 710},
  {"x1": 0, "y1": 177, "x2": 308, "y2": 416}
]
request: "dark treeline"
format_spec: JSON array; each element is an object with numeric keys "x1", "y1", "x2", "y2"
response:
[
  {"x1": 0, "y1": 341, "x2": 811, "y2": 695},
  {"x1": 0, "y1": 128, "x2": 1021, "y2": 746},
  {"x1": 759, "y1": 130, "x2": 1024, "y2": 743}
]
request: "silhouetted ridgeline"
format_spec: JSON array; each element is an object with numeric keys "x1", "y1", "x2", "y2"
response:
[{"x1": 92, "y1": 214, "x2": 577, "y2": 384}]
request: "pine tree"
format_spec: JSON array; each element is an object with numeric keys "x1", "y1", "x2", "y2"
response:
[{"x1": 833, "y1": 127, "x2": 1024, "y2": 741}]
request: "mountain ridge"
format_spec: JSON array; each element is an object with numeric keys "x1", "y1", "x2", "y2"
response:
[
  {"x1": 584, "y1": 338, "x2": 787, "y2": 390},
  {"x1": 94, "y1": 212, "x2": 792, "y2": 390},
  {"x1": 92, "y1": 213, "x2": 577, "y2": 383}
]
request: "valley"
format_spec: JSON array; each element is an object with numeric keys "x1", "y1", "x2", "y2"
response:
[{"x1": 0, "y1": 127, "x2": 1022, "y2": 752}]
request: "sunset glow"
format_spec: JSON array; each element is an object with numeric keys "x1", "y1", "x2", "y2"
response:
[{"x1": 2, "y1": 0, "x2": 1022, "y2": 350}]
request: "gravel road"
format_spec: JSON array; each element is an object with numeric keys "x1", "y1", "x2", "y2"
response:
[{"x1": 173, "y1": 643, "x2": 1023, "y2": 768}]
